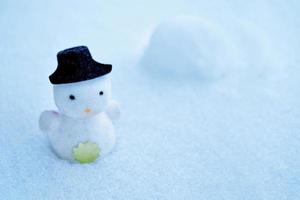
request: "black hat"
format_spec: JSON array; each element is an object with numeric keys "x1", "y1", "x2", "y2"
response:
[{"x1": 49, "y1": 46, "x2": 112, "y2": 84}]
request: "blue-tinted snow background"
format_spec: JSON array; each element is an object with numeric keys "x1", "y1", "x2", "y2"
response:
[{"x1": 0, "y1": 0, "x2": 300, "y2": 199}]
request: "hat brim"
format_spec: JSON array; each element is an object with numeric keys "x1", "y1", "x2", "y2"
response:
[{"x1": 49, "y1": 61, "x2": 112, "y2": 85}]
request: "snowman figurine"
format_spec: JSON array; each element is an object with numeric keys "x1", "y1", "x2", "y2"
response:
[{"x1": 39, "y1": 46, "x2": 120, "y2": 164}]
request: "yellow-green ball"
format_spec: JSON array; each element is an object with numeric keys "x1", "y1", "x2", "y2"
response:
[{"x1": 73, "y1": 142, "x2": 100, "y2": 164}]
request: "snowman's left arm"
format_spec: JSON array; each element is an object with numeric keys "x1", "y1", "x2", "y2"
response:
[
  {"x1": 106, "y1": 100, "x2": 120, "y2": 123},
  {"x1": 39, "y1": 110, "x2": 61, "y2": 132}
]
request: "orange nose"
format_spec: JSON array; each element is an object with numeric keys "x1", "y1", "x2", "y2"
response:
[{"x1": 84, "y1": 108, "x2": 92, "y2": 113}]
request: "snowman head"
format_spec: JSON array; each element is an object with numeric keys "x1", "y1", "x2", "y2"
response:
[
  {"x1": 53, "y1": 76, "x2": 112, "y2": 118},
  {"x1": 49, "y1": 46, "x2": 113, "y2": 118}
]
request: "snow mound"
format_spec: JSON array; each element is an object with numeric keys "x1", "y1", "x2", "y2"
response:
[
  {"x1": 140, "y1": 17, "x2": 238, "y2": 80},
  {"x1": 140, "y1": 17, "x2": 286, "y2": 81}
]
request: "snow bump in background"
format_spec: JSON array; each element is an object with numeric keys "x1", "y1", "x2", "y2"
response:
[
  {"x1": 140, "y1": 16, "x2": 287, "y2": 82},
  {"x1": 139, "y1": 16, "x2": 239, "y2": 81}
]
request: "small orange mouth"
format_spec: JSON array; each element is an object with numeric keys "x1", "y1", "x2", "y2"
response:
[{"x1": 84, "y1": 108, "x2": 92, "y2": 113}]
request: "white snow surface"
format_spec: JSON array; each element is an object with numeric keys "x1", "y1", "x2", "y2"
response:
[{"x1": 0, "y1": 0, "x2": 300, "y2": 199}]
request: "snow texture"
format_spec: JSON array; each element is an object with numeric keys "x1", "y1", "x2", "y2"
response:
[{"x1": 0, "y1": 0, "x2": 300, "y2": 199}]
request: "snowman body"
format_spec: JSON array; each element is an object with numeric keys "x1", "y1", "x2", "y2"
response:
[
  {"x1": 47, "y1": 112, "x2": 115, "y2": 161},
  {"x1": 40, "y1": 75, "x2": 120, "y2": 163}
]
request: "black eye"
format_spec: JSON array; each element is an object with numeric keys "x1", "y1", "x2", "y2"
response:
[
  {"x1": 99, "y1": 91, "x2": 104, "y2": 96},
  {"x1": 69, "y1": 95, "x2": 75, "y2": 100}
]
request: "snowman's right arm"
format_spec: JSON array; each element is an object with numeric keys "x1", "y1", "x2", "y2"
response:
[
  {"x1": 106, "y1": 100, "x2": 120, "y2": 123},
  {"x1": 39, "y1": 110, "x2": 61, "y2": 132}
]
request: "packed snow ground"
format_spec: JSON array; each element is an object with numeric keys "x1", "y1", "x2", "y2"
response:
[{"x1": 0, "y1": 0, "x2": 299, "y2": 199}]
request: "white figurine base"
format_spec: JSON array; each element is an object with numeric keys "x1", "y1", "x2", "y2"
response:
[{"x1": 39, "y1": 75, "x2": 120, "y2": 163}]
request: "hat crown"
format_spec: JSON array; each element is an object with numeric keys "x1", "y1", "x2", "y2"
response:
[
  {"x1": 49, "y1": 46, "x2": 112, "y2": 84},
  {"x1": 57, "y1": 46, "x2": 92, "y2": 67}
]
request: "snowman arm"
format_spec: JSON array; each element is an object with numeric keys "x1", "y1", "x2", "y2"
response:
[
  {"x1": 106, "y1": 100, "x2": 120, "y2": 123},
  {"x1": 39, "y1": 110, "x2": 61, "y2": 132}
]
